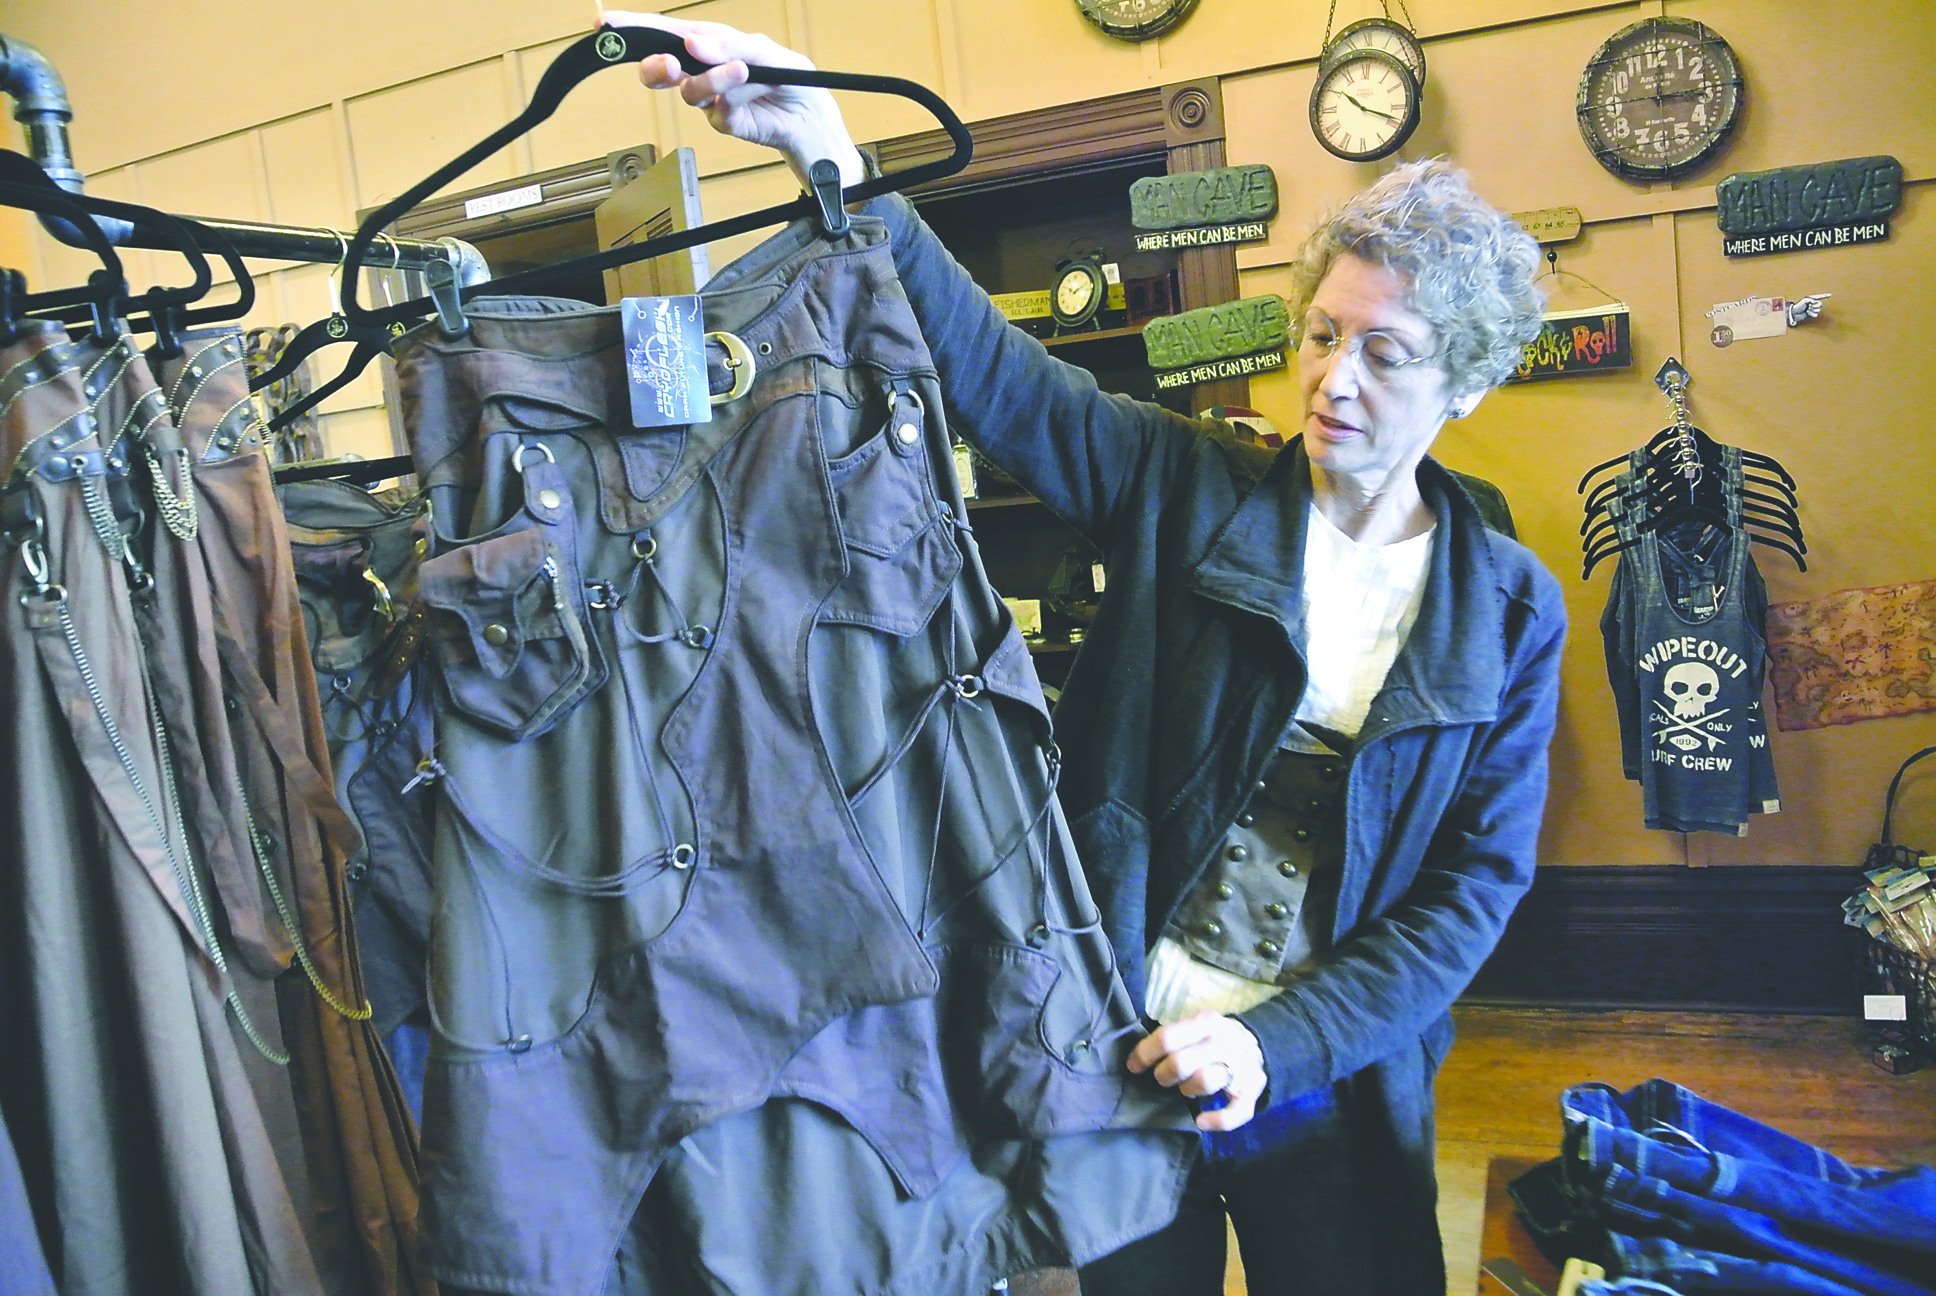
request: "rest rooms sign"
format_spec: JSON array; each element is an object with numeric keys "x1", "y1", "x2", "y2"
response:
[
  {"x1": 1507, "y1": 304, "x2": 1632, "y2": 382},
  {"x1": 1716, "y1": 155, "x2": 1902, "y2": 258}
]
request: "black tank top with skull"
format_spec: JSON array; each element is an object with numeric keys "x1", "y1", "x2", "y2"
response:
[{"x1": 1598, "y1": 451, "x2": 1780, "y2": 835}]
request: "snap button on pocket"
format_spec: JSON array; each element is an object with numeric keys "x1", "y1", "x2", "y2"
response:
[
  {"x1": 537, "y1": 488, "x2": 562, "y2": 510},
  {"x1": 483, "y1": 623, "x2": 510, "y2": 647}
]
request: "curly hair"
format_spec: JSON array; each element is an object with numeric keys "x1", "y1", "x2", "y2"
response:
[{"x1": 1285, "y1": 158, "x2": 1546, "y2": 394}]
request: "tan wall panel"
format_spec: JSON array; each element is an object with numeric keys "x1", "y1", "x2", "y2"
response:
[
  {"x1": 1667, "y1": 0, "x2": 1936, "y2": 179},
  {"x1": 261, "y1": 109, "x2": 357, "y2": 230},
  {"x1": 137, "y1": 133, "x2": 272, "y2": 287},
  {"x1": 518, "y1": 39, "x2": 669, "y2": 174},
  {"x1": 319, "y1": 405, "x2": 397, "y2": 462},
  {"x1": 798, "y1": 0, "x2": 950, "y2": 142},
  {"x1": 946, "y1": 0, "x2": 1148, "y2": 123},
  {"x1": 2, "y1": 1, "x2": 582, "y2": 171},
  {"x1": 663, "y1": 0, "x2": 799, "y2": 176},
  {"x1": 346, "y1": 61, "x2": 522, "y2": 209}
]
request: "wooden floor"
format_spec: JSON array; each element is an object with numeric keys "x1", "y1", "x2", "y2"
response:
[
  {"x1": 1016, "y1": 1006, "x2": 1936, "y2": 1296},
  {"x1": 1434, "y1": 1006, "x2": 1936, "y2": 1295}
]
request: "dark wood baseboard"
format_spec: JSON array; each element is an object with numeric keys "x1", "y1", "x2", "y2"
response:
[{"x1": 1462, "y1": 866, "x2": 1867, "y2": 1014}]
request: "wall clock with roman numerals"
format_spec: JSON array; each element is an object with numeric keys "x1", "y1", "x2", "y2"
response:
[
  {"x1": 1577, "y1": 16, "x2": 1744, "y2": 181},
  {"x1": 1309, "y1": 47, "x2": 1421, "y2": 162}
]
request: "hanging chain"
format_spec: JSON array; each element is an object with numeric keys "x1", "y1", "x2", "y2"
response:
[
  {"x1": 146, "y1": 447, "x2": 200, "y2": 541},
  {"x1": 234, "y1": 777, "x2": 373, "y2": 1022}
]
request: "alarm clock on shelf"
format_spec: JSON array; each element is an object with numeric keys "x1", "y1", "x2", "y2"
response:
[{"x1": 1050, "y1": 247, "x2": 1110, "y2": 333}]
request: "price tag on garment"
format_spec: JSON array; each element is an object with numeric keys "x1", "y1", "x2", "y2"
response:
[{"x1": 620, "y1": 295, "x2": 709, "y2": 428}]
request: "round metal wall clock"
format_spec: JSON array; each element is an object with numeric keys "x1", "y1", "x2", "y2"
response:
[
  {"x1": 1577, "y1": 16, "x2": 1744, "y2": 181},
  {"x1": 1309, "y1": 47, "x2": 1421, "y2": 162},
  {"x1": 1075, "y1": 0, "x2": 1200, "y2": 42},
  {"x1": 1321, "y1": 17, "x2": 1426, "y2": 90}
]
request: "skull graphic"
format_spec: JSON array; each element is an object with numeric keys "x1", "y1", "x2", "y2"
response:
[{"x1": 1663, "y1": 661, "x2": 1721, "y2": 720}]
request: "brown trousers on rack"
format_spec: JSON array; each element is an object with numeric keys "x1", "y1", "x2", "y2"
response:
[{"x1": 0, "y1": 322, "x2": 432, "y2": 1296}]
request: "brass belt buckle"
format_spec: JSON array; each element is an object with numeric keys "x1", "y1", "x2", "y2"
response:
[{"x1": 705, "y1": 330, "x2": 757, "y2": 405}]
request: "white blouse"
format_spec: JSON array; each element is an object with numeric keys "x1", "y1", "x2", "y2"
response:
[{"x1": 1143, "y1": 503, "x2": 1435, "y2": 1025}]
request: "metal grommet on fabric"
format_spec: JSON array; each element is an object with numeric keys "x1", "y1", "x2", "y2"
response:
[
  {"x1": 671, "y1": 843, "x2": 697, "y2": 870},
  {"x1": 949, "y1": 674, "x2": 985, "y2": 699},
  {"x1": 633, "y1": 535, "x2": 658, "y2": 561},
  {"x1": 511, "y1": 440, "x2": 556, "y2": 474},
  {"x1": 679, "y1": 625, "x2": 713, "y2": 649},
  {"x1": 586, "y1": 581, "x2": 624, "y2": 610},
  {"x1": 345, "y1": 861, "x2": 369, "y2": 883},
  {"x1": 1027, "y1": 923, "x2": 1050, "y2": 947},
  {"x1": 1066, "y1": 1039, "x2": 1091, "y2": 1062},
  {"x1": 705, "y1": 330, "x2": 757, "y2": 405},
  {"x1": 508, "y1": 1034, "x2": 533, "y2": 1054}
]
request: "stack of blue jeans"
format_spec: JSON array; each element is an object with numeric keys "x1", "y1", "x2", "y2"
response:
[{"x1": 1541, "y1": 1079, "x2": 1936, "y2": 1295}]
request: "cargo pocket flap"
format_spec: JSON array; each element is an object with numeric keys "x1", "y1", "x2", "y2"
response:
[
  {"x1": 420, "y1": 528, "x2": 554, "y2": 681},
  {"x1": 980, "y1": 611, "x2": 1052, "y2": 735}
]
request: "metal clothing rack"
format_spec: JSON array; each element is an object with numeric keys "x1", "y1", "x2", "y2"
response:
[{"x1": 1, "y1": 33, "x2": 486, "y2": 282}]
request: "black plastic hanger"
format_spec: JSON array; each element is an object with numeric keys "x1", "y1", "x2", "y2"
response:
[
  {"x1": 250, "y1": 236, "x2": 405, "y2": 405},
  {"x1": 270, "y1": 454, "x2": 415, "y2": 486},
  {"x1": 0, "y1": 178, "x2": 126, "y2": 335},
  {"x1": 337, "y1": 24, "x2": 974, "y2": 333},
  {"x1": 0, "y1": 151, "x2": 257, "y2": 343}
]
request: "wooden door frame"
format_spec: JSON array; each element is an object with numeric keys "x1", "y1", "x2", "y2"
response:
[{"x1": 867, "y1": 78, "x2": 1247, "y2": 410}]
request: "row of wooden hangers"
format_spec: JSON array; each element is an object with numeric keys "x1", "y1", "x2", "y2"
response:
[
  {"x1": 1577, "y1": 358, "x2": 1806, "y2": 579},
  {"x1": 1, "y1": 24, "x2": 975, "y2": 485}
]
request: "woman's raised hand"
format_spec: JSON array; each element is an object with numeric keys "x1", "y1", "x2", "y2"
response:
[{"x1": 606, "y1": 12, "x2": 867, "y2": 188}]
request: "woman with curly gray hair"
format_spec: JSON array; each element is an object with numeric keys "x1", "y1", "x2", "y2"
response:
[{"x1": 635, "y1": 17, "x2": 1566, "y2": 1294}]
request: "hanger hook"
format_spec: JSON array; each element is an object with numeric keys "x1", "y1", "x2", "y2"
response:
[
  {"x1": 326, "y1": 228, "x2": 350, "y2": 318},
  {"x1": 377, "y1": 232, "x2": 402, "y2": 309}
]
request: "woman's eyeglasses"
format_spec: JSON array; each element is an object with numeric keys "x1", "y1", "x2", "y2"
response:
[{"x1": 1299, "y1": 317, "x2": 1440, "y2": 383}]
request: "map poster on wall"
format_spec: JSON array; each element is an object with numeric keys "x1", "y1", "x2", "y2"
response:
[
  {"x1": 1765, "y1": 578, "x2": 1936, "y2": 731},
  {"x1": 1505, "y1": 304, "x2": 1632, "y2": 382}
]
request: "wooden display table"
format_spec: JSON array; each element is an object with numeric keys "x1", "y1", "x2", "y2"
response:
[{"x1": 1477, "y1": 1155, "x2": 1564, "y2": 1295}]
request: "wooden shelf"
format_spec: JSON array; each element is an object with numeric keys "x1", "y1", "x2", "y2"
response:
[
  {"x1": 1040, "y1": 323, "x2": 1147, "y2": 349},
  {"x1": 965, "y1": 494, "x2": 1041, "y2": 511}
]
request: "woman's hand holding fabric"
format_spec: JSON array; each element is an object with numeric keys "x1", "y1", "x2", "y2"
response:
[
  {"x1": 1128, "y1": 1011, "x2": 1270, "y2": 1132},
  {"x1": 607, "y1": 12, "x2": 867, "y2": 189}
]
